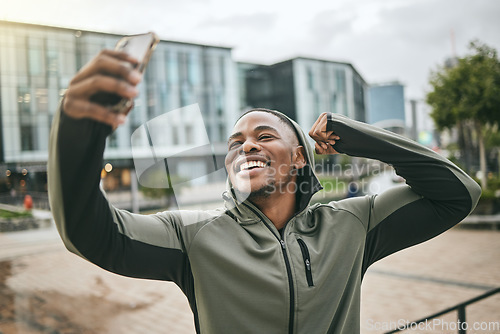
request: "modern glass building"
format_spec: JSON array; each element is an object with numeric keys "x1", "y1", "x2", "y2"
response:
[
  {"x1": 0, "y1": 21, "x2": 238, "y2": 196},
  {"x1": 0, "y1": 21, "x2": 374, "y2": 204},
  {"x1": 239, "y1": 57, "x2": 368, "y2": 131},
  {"x1": 367, "y1": 81, "x2": 406, "y2": 134}
]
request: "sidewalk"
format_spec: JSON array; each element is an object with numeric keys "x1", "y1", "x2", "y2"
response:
[
  {"x1": 1, "y1": 215, "x2": 499, "y2": 333},
  {"x1": 361, "y1": 228, "x2": 500, "y2": 333},
  {"x1": 0, "y1": 218, "x2": 195, "y2": 334}
]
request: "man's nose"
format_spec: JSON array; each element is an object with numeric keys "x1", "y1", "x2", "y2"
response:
[{"x1": 240, "y1": 139, "x2": 260, "y2": 154}]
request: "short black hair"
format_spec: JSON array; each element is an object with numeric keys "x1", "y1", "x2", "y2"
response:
[{"x1": 238, "y1": 108, "x2": 300, "y2": 143}]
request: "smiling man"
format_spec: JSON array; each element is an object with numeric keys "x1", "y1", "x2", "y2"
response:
[
  {"x1": 48, "y1": 51, "x2": 481, "y2": 333},
  {"x1": 225, "y1": 109, "x2": 310, "y2": 230}
]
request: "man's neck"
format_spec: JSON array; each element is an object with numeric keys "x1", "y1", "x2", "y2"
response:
[{"x1": 250, "y1": 191, "x2": 297, "y2": 231}]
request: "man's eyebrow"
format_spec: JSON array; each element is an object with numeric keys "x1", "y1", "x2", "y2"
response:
[
  {"x1": 254, "y1": 125, "x2": 279, "y2": 134},
  {"x1": 227, "y1": 125, "x2": 280, "y2": 143},
  {"x1": 228, "y1": 131, "x2": 243, "y2": 143}
]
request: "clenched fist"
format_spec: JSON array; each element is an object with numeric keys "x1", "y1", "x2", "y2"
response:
[{"x1": 308, "y1": 112, "x2": 340, "y2": 155}]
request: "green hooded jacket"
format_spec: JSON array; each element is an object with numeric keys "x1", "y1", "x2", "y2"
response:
[{"x1": 48, "y1": 107, "x2": 481, "y2": 333}]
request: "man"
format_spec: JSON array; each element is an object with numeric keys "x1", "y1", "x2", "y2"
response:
[{"x1": 48, "y1": 50, "x2": 481, "y2": 333}]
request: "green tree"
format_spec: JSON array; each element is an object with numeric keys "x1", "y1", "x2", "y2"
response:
[{"x1": 427, "y1": 40, "x2": 500, "y2": 189}]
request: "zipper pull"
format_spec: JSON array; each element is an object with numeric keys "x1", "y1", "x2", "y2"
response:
[
  {"x1": 280, "y1": 240, "x2": 286, "y2": 249},
  {"x1": 297, "y1": 238, "x2": 314, "y2": 287}
]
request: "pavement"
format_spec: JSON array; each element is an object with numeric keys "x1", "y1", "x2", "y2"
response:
[{"x1": 0, "y1": 209, "x2": 499, "y2": 334}]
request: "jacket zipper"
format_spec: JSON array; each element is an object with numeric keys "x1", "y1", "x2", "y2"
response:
[
  {"x1": 280, "y1": 239, "x2": 295, "y2": 334},
  {"x1": 243, "y1": 203, "x2": 295, "y2": 334},
  {"x1": 297, "y1": 238, "x2": 314, "y2": 287}
]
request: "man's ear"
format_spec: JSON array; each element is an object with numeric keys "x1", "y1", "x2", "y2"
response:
[{"x1": 293, "y1": 146, "x2": 307, "y2": 169}]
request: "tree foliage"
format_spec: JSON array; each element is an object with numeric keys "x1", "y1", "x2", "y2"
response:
[
  {"x1": 426, "y1": 40, "x2": 500, "y2": 189},
  {"x1": 427, "y1": 40, "x2": 500, "y2": 130}
]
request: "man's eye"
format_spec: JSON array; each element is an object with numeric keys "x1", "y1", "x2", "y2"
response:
[
  {"x1": 229, "y1": 141, "x2": 241, "y2": 149},
  {"x1": 259, "y1": 135, "x2": 273, "y2": 140}
]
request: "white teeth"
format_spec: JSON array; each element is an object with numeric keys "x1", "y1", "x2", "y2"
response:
[{"x1": 240, "y1": 161, "x2": 267, "y2": 171}]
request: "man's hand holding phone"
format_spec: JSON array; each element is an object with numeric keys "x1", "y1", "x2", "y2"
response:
[
  {"x1": 62, "y1": 50, "x2": 141, "y2": 128},
  {"x1": 62, "y1": 32, "x2": 159, "y2": 129}
]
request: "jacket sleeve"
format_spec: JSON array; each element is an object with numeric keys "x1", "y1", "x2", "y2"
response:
[
  {"x1": 47, "y1": 106, "x2": 196, "y2": 286},
  {"x1": 327, "y1": 114, "x2": 481, "y2": 273}
]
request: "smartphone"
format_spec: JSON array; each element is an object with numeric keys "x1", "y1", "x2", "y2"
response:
[{"x1": 90, "y1": 32, "x2": 160, "y2": 113}]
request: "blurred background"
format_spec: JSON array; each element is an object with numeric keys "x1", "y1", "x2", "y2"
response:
[{"x1": 0, "y1": 0, "x2": 499, "y2": 333}]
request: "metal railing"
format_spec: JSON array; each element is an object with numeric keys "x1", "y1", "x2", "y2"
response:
[{"x1": 385, "y1": 287, "x2": 500, "y2": 334}]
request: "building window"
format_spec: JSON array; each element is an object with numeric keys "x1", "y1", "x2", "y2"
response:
[
  {"x1": 147, "y1": 89, "x2": 157, "y2": 117},
  {"x1": 216, "y1": 92, "x2": 224, "y2": 117},
  {"x1": 313, "y1": 93, "x2": 320, "y2": 120},
  {"x1": 108, "y1": 131, "x2": 118, "y2": 148},
  {"x1": 307, "y1": 67, "x2": 314, "y2": 90},
  {"x1": 331, "y1": 93, "x2": 337, "y2": 114},
  {"x1": 47, "y1": 49, "x2": 59, "y2": 74},
  {"x1": 20, "y1": 125, "x2": 35, "y2": 151},
  {"x1": 188, "y1": 53, "x2": 200, "y2": 86},
  {"x1": 178, "y1": 51, "x2": 189, "y2": 85},
  {"x1": 219, "y1": 56, "x2": 226, "y2": 86},
  {"x1": 180, "y1": 86, "x2": 191, "y2": 107},
  {"x1": 166, "y1": 51, "x2": 178, "y2": 86},
  {"x1": 320, "y1": 64, "x2": 329, "y2": 90},
  {"x1": 35, "y1": 88, "x2": 49, "y2": 113},
  {"x1": 17, "y1": 87, "x2": 31, "y2": 114},
  {"x1": 335, "y1": 69, "x2": 346, "y2": 93},
  {"x1": 28, "y1": 37, "x2": 44, "y2": 76},
  {"x1": 219, "y1": 124, "x2": 226, "y2": 141}
]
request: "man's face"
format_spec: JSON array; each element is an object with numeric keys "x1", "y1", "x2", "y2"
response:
[{"x1": 225, "y1": 112, "x2": 305, "y2": 201}]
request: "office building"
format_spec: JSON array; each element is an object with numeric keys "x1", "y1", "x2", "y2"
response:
[
  {"x1": 0, "y1": 21, "x2": 380, "y2": 206},
  {"x1": 367, "y1": 82, "x2": 406, "y2": 135},
  {"x1": 0, "y1": 21, "x2": 238, "y2": 196},
  {"x1": 239, "y1": 57, "x2": 368, "y2": 132}
]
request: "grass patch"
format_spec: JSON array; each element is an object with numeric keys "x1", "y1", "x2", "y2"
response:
[
  {"x1": 0, "y1": 209, "x2": 33, "y2": 219},
  {"x1": 317, "y1": 176, "x2": 347, "y2": 193}
]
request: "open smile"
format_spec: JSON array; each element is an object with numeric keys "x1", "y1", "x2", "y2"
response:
[{"x1": 234, "y1": 156, "x2": 271, "y2": 174}]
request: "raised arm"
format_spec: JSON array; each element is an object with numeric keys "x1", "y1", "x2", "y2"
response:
[
  {"x1": 309, "y1": 112, "x2": 481, "y2": 273},
  {"x1": 47, "y1": 51, "x2": 191, "y2": 283}
]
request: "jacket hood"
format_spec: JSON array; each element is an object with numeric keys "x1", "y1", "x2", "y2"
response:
[{"x1": 223, "y1": 108, "x2": 323, "y2": 217}]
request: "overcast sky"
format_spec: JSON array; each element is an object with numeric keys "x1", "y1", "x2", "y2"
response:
[{"x1": 2, "y1": 0, "x2": 500, "y2": 100}]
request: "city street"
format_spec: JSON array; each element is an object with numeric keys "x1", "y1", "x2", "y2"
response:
[
  {"x1": 0, "y1": 210, "x2": 499, "y2": 333},
  {"x1": 1, "y1": 3, "x2": 499, "y2": 333}
]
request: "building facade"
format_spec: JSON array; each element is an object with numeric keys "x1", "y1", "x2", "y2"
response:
[
  {"x1": 0, "y1": 21, "x2": 238, "y2": 197},
  {"x1": 0, "y1": 21, "x2": 375, "y2": 206},
  {"x1": 367, "y1": 81, "x2": 406, "y2": 135},
  {"x1": 239, "y1": 57, "x2": 368, "y2": 132}
]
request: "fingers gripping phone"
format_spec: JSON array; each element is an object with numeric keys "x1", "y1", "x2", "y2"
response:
[{"x1": 90, "y1": 32, "x2": 160, "y2": 113}]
